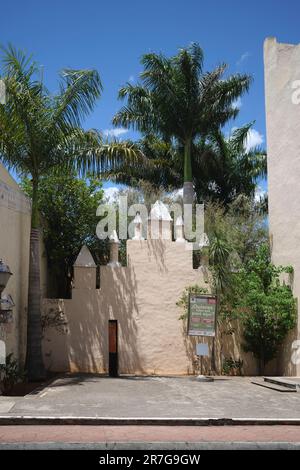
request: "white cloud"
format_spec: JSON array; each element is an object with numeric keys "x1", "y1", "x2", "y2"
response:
[
  {"x1": 103, "y1": 186, "x2": 119, "y2": 203},
  {"x1": 232, "y1": 97, "x2": 242, "y2": 110},
  {"x1": 236, "y1": 52, "x2": 251, "y2": 67},
  {"x1": 245, "y1": 128, "x2": 264, "y2": 152},
  {"x1": 103, "y1": 128, "x2": 128, "y2": 138}
]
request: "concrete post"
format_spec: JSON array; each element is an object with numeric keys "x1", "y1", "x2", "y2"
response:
[
  {"x1": 132, "y1": 212, "x2": 144, "y2": 240},
  {"x1": 108, "y1": 230, "x2": 121, "y2": 267},
  {"x1": 199, "y1": 233, "x2": 210, "y2": 266},
  {"x1": 175, "y1": 216, "x2": 185, "y2": 242}
]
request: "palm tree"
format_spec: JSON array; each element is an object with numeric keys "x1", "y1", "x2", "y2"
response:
[
  {"x1": 0, "y1": 45, "x2": 138, "y2": 381},
  {"x1": 192, "y1": 123, "x2": 267, "y2": 204},
  {"x1": 113, "y1": 43, "x2": 251, "y2": 205},
  {"x1": 103, "y1": 124, "x2": 266, "y2": 207},
  {"x1": 103, "y1": 134, "x2": 182, "y2": 191}
]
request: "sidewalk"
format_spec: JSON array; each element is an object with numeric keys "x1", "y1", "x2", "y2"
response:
[
  {"x1": 0, "y1": 425, "x2": 300, "y2": 449},
  {"x1": 1, "y1": 375, "x2": 300, "y2": 423}
]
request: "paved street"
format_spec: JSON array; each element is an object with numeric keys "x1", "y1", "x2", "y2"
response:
[{"x1": 0, "y1": 375, "x2": 300, "y2": 420}]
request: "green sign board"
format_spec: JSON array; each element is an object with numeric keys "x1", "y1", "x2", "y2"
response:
[{"x1": 188, "y1": 295, "x2": 216, "y2": 336}]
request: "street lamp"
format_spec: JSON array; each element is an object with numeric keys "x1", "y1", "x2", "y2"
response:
[
  {"x1": 0, "y1": 259, "x2": 13, "y2": 323},
  {"x1": 0, "y1": 259, "x2": 12, "y2": 298}
]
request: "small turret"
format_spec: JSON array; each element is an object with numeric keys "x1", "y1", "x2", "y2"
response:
[
  {"x1": 148, "y1": 201, "x2": 172, "y2": 240},
  {"x1": 108, "y1": 230, "x2": 121, "y2": 267}
]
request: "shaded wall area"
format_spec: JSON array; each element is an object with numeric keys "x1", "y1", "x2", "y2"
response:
[{"x1": 43, "y1": 239, "x2": 262, "y2": 376}]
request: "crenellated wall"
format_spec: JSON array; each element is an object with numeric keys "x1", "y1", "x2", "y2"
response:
[
  {"x1": 43, "y1": 240, "x2": 207, "y2": 375},
  {"x1": 42, "y1": 236, "x2": 265, "y2": 376}
]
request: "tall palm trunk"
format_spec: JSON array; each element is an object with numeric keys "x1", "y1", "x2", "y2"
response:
[
  {"x1": 25, "y1": 179, "x2": 46, "y2": 381},
  {"x1": 183, "y1": 138, "x2": 194, "y2": 206}
]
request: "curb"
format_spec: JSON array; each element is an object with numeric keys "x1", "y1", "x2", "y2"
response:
[
  {"x1": 1, "y1": 416, "x2": 300, "y2": 426},
  {"x1": 0, "y1": 441, "x2": 300, "y2": 450}
]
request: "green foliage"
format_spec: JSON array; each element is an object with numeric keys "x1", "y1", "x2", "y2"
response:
[
  {"x1": 193, "y1": 124, "x2": 266, "y2": 205},
  {"x1": 113, "y1": 43, "x2": 251, "y2": 188},
  {"x1": 223, "y1": 244, "x2": 296, "y2": 373},
  {"x1": 21, "y1": 172, "x2": 105, "y2": 297},
  {"x1": 0, "y1": 45, "x2": 141, "y2": 227},
  {"x1": 104, "y1": 124, "x2": 266, "y2": 207},
  {"x1": 176, "y1": 285, "x2": 209, "y2": 320},
  {"x1": 182, "y1": 198, "x2": 278, "y2": 374},
  {"x1": 222, "y1": 357, "x2": 243, "y2": 376},
  {"x1": 204, "y1": 196, "x2": 268, "y2": 292},
  {"x1": 0, "y1": 353, "x2": 26, "y2": 395}
]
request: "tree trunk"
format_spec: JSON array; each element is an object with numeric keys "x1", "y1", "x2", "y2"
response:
[
  {"x1": 183, "y1": 138, "x2": 195, "y2": 206},
  {"x1": 25, "y1": 179, "x2": 46, "y2": 381}
]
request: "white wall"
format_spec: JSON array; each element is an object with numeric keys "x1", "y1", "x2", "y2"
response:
[{"x1": 264, "y1": 37, "x2": 300, "y2": 376}]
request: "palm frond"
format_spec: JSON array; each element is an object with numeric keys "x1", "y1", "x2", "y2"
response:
[{"x1": 53, "y1": 68, "x2": 102, "y2": 130}]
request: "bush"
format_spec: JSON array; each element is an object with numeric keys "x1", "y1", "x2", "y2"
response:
[
  {"x1": 222, "y1": 357, "x2": 243, "y2": 376},
  {"x1": 0, "y1": 353, "x2": 26, "y2": 395},
  {"x1": 225, "y1": 244, "x2": 296, "y2": 374}
]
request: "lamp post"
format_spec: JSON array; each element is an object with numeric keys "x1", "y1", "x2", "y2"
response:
[
  {"x1": 0, "y1": 259, "x2": 13, "y2": 323},
  {"x1": 0, "y1": 259, "x2": 12, "y2": 298}
]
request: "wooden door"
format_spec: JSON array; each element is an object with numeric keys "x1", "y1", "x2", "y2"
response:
[{"x1": 108, "y1": 320, "x2": 118, "y2": 377}]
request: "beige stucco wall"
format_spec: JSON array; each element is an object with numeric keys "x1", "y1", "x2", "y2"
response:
[
  {"x1": 43, "y1": 240, "x2": 205, "y2": 375},
  {"x1": 264, "y1": 37, "x2": 300, "y2": 376},
  {"x1": 43, "y1": 238, "x2": 262, "y2": 376},
  {"x1": 0, "y1": 163, "x2": 47, "y2": 365}
]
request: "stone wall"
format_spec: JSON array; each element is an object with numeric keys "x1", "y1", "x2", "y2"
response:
[{"x1": 43, "y1": 239, "x2": 263, "y2": 376}]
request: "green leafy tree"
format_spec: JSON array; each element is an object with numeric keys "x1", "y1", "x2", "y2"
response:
[
  {"x1": 0, "y1": 45, "x2": 138, "y2": 380},
  {"x1": 192, "y1": 123, "x2": 266, "y2": 204},
  {"x1": 205, "y1": 196, "x2": 268, "y2": 268},
  {"x1": 225, "y1": 244, "x2": 296, "y2": 374},
  {"x1": 197, "y1": 196, "x2": 268, "y2": 372},
  {"x1": 105, "y1": 123, "x2": 266, "y2": 208},
  {"x1": 103, "y1": 134, "x2": 182, "y2": 192},
  {"x1": 21, "y1": 173, "x2": 106, "y2": 298},
  {"x1": 113, "y1": 43, "x2": 251, "y2": 205}
]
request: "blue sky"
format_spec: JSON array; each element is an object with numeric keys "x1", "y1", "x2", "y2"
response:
[{"x1": 1, "y1": 0, "x2": 300, "y2": 194}]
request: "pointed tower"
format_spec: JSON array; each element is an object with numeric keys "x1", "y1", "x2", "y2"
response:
[
  {"x1": 148, "y1": 201, "x2": 173, "y2": 240},
  {"x1": 73, "y1": 245, "x2": 96, "y2": 289}
]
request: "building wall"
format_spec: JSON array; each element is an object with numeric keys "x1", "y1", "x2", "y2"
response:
[
  {"x1": 43, "y1": 239, "x2": 262, "y2": 376},
  {"x1": 0, "y1": 163, "x2": 47, "y2": 364},
  {"x1": 264, "y1": 37, "x2": 300, "y2": 376}
]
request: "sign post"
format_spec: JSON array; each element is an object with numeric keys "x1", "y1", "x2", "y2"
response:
[
  {"x1": 188, "y1": 294, "x2": 216, "y2": 381},
  {"x1": 196, "y1": 343, "x2": 209, "y2": 374}
]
